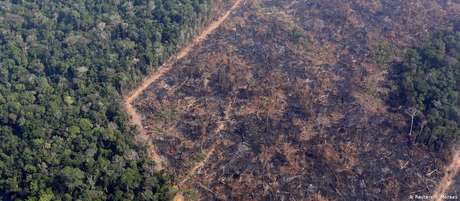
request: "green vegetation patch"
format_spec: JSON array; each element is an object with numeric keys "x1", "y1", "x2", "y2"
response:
[
  {"x1": 0, "y1": 0, "x2": 213, "y2": 200},
  {"x1": 395, "y1": 28, "x2": 460, "y2": 150}
]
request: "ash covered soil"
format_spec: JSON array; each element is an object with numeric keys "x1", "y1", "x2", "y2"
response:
[{"x1": 134, "y1": 0, "x2": 460, "y2": 200}]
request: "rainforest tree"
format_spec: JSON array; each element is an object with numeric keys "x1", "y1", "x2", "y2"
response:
[
  {"x1": 396, "y1": 28, "x2": 460, "y2": 150},
  {"x1": 0, "y1": 0, "x2": 213, "y2": 200}
]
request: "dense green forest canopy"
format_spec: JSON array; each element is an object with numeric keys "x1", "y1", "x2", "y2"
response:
[
  {"x1": 0, "y1": 0, "x2": 212, "y2": 200},
  {"x1": 396, "y1": 27, "x2": 460, "y2": 150}
]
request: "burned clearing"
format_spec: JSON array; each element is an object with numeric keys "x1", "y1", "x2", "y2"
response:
[{"x1": 133, "y1": 0, "x2": 460, "y2": 200}]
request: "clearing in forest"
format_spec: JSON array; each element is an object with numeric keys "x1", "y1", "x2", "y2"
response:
[{"x1": 130, "y1": 0, "x2": 460, "y2": 200}]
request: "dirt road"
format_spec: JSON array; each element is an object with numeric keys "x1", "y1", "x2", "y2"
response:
[
  {"x1": 432, "y1": 149, "x2": 460, "y2": 201},
  {"x1": 123, "y1": 0, "x2": 244, "y2": 173}
]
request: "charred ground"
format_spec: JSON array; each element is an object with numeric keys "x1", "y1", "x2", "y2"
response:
[{"x1": 134, "y1": 0, "x2": 460, "y2": 200}]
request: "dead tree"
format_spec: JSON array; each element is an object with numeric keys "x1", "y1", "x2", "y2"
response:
[
  {"x1": 405, "y1": 107, "x2": 418, "y2": 136},
  {"x1": 405, "y1": 107, "x2": 418, "y2": 145},
  {"x1": 419, "y1": 119, "x2": 427, "y2": 136}
]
